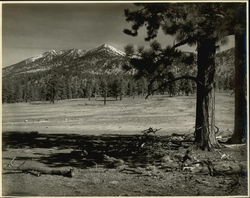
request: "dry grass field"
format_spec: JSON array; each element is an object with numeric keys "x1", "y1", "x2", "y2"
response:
[{"x1": 2, "y1": 92, "x2": 234, "y2": 136}]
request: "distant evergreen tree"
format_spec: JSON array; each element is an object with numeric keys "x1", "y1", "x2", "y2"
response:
[
  {"x1": 180, "y1": 79, "x2": 193, "y2": 96},
  {"x1": 61, "y1": 78, "x2": 68, "y2": 100},
  {"x1": 99, "y1": 78, "x2": 108, "y2": 105},
  {"x1": 127, "y1": 80, "x2": 137, "y2": 98},
  {"x1": 119, "y1": 78, "x2": 126, "y2": 100},
  {"x1": 40, "y1": 84, "x2": 47, "y2": 101},
  {"x1": 137, "y1": 77, "x2": 148, "y2": 97},
  {"x1": 86, "y1": 79, "x2": 93, "y2": 100},
  {"x1": 66, "y1": 79, "x2": 73, "y2": 99},
  {"x1": 2, "y1": 81, "x2": 15, "y2": 103},
  {"x1": 110, "y1": 78, "x2": 120, "y2": 100},
  {"x1": 92, "y1": 79, "x2": 99, "y2": 99},
  {"x1": 165, "y1": 73, "x2": 177, "y2": 97},
  {"x1": 46, "y1": 74, "x2": 59, "y2": 103}
]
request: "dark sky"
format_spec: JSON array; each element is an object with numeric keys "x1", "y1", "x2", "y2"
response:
[{"x1": 2, "y1": 3, "x2": 234, "y2": 67}]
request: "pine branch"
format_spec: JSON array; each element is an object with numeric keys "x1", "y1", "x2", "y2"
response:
[
  {"x1": 172, "y1": 37, "x2": 193, "y2": 49},
  {"x1": 145, "y1": 75, "x2": 198, "y2": 99}
]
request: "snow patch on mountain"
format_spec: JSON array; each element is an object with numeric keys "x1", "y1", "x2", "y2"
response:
[
  {"x1": 101, "y1": 44, "x2": 126, "y2": 56},
  {"x1": 25, "y1": 54, "x2": 44, "y2": 64},
  {"x1": 20, "y1": 67, "x2": 50, "y2": 74},
  {"x1": 87, "y1": 44, "x2": 125, "y2": 56},
  {"x1": 67, "y1": 48, "x2": 86, "y2": 57}
]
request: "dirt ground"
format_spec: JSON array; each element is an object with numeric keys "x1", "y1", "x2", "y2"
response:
[
  {"x1": 2, "y1": 132, "x2": 248, "y2": 196},
  {"x1": 2, "y1": 93, "x2": 248, "y2": 196},
  {"x1": 2, "y1": 163, "x2": 248, "y2": 196}
]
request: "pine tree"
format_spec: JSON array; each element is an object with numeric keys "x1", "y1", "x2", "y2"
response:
[
  {"x1": 221, "y1": 3, "x2": 247, "y2": 143},
  {"x1": 99, "y1": 77, "x2": 108, "y2": 105},
  {"x1": 123, "y1": 3, "x2": 241, "y2": 150},
  {"x1": 66, "y1": 79, "x2": 73, "y2": 99},
  {"x1": 127, "y1": 80, "x2": 137, "y2": 99},
  {"x1": 119, "y1": 78, "x2": 126, "y2": 100},
  {"x1": 86, "y1": 79, "x2": 93, "y2": 100},
  {"x1": 93, "y1": 79, "x2": 99, "y2": 100},
  {"x1": 46, "y1": 73, "x2": 59, "y2": 103},
  {"x1": 110, "y1": 78, "x2": 120, "y2": 100}
]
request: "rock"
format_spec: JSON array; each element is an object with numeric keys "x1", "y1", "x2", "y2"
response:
[
  {"x1": 212, "y1": 161, "x2": 245, "y2": 175},
  {"x1": 183, "y1": 163, "x2": 208, "y2": 174},
  {"x1": 109, "y1": 180, "x2": 119, "y2": 185},
  {"x1": 103, "y1": 155, "x2": 125, "y2": 168},
  {"x1": 160, "y1": 158, "x2": 180, "y2": 171},
  {"x1": 145, "y1": 165, "x2": 158, "y2": 172},
  {"x1": 216, "y1": 136, "x2": 230, "y2": 143},
  {"x1": 195, "y1": 179, "x2": 211, "y2": 186},
  {"x1": 170, "y1": 136, "x2": 185, "y2": 142},
  {"x1": 161, "y1": 155, "x2": 174, "y2": 163},
  {"x1": 90, "y1": 178, "x2": 102, "y2": 184},
  {"x1": 173, "y1": 153, "x2": 184, "y2": 161},
  {"x1": 182, "y1": 142, "x2": 192, "y2": 148},
  {"x1": 220, "y1": 153, "x2": 230, "y2": 160}
]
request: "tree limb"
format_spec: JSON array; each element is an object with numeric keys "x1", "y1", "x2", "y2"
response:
[
  {"x1": 145, "y1": 75, "x2": 198, "y2": 99},
  {"x1": 172, "y1": 37, "x2": 193, "y2": 49}
]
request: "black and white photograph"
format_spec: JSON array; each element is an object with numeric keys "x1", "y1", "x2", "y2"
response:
[{"x1": 1, "y1": 1, "x2": 249, "y2": 196}]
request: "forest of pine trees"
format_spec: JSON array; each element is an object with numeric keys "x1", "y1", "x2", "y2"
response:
[{"x1": 2, "y1": 69, "x2": 233, "y2": 104}]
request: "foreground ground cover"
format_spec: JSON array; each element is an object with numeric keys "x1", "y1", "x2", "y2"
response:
[{"x1": 2, "y1": 132, "x2": 247, "y2": 196}]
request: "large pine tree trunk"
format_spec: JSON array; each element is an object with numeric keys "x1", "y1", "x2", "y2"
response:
[
  {"x1": 194, "y1": 39, "x2": 220, "y2": 151},
  {"x1": 229, "y1": 33, "x2": 247, "y2": 143}
]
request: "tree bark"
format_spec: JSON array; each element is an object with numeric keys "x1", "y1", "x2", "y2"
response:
[
  {"x1": 194, "y1": 38, "x2": 220, "y2": 150},
  {"x1": 229, "y1": 33, "x2": 247, "y2": 143}
]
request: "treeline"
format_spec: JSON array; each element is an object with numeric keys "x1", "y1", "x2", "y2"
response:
[
  {"x1": 2, "y1": 73, "x2": 195, "y2": 104},
  {"x1": 2, "y1": 68, "x2": 233, "y2": 104},
  {"x1": 2, "y1": 71, "x2": 146, "y2": 103}
]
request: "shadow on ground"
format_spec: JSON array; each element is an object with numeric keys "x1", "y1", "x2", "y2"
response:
[{"x1": 2, "y1": 131, "x2": 192, "y2": 169}]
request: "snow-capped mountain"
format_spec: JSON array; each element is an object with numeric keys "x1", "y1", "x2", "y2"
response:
[
  {"x1": 3, "y1": 44, "x2": 234, "y2": 86},
  {"x1": 3, "y1": 44, "x2": 126, "y2": 77},
  {"x1": 86, "y1": 44, "x2": 125, "y2": 57}
]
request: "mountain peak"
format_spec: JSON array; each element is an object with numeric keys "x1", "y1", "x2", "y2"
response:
[
  {"x1": 95, "y1": 43, "x2": 125, "y2": 56},
  {"x1": 100, "y1": 43, "x2": 110, "y2": 48}
]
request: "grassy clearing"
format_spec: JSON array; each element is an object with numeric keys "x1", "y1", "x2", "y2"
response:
[{"x1": 2, "y1": 92, "x2": 234, "y2": 136}]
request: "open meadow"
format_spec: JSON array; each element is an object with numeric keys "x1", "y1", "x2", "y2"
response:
[
  {"x1": 2, "y1": 92, "x2": 248, "y2": 196},
  {"x1": 3, "y1": 92, "x2": 234, "y2": 136}
]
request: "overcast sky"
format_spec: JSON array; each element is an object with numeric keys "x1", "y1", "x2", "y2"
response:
[{"x1": 2, "y1": 3, "x2": 235, "y2": 67}]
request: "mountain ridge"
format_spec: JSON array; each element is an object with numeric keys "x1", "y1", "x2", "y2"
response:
[
  {"x1": 4, "y1": 44, "x2": 124, "y2": 69},
  {"x1": 3, "y1": 44, "x2": 126, "y2": 77},
  {"x1": 4, "y1": 47, "x2": 234, "y2": 81}
]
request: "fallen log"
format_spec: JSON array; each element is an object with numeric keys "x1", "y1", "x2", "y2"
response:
[
  {"x1": 5, "y1": 167, "x2": 74, "y2": 177},
  {"x1": 19, "y1": 166, "x2": 74, "y2": 177},
  {"x1": 5, "y1": 156, "x2": 75, "y2": 177}
]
